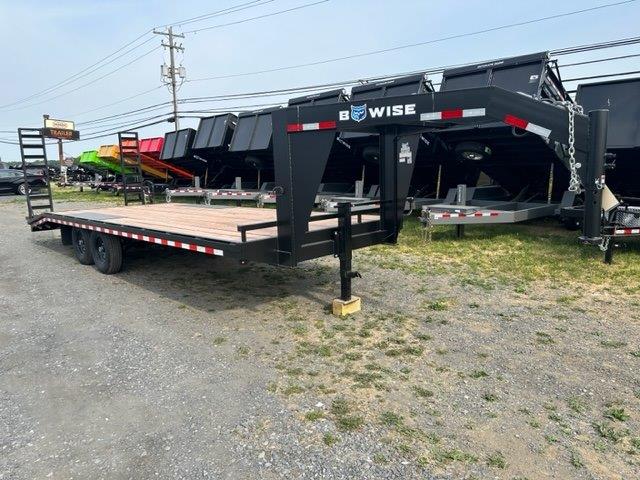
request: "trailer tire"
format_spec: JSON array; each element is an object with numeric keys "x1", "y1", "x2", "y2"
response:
[
  {"x1": 90, "y1": 232, "x2": 123, "y2": 274},
  {"x1": 72, "y1": 228, "x2": 94, "y2": 265}
]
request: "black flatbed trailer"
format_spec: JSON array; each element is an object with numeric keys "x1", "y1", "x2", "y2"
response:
[{"x1": 26, "y1": 86, "x2": 607, "y2": 312}]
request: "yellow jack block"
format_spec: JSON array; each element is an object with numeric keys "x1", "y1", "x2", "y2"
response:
[{"x1": 332, "y1": 296, "x2": 361, "y2": 316}]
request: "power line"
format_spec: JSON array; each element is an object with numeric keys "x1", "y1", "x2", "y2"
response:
[
  {"x1": 0, "y1": 32, "x2": 155, "y2": 109},
  {"x1": 187, "y1": 0, "x2": 638, "y2": 82},
  {"x1": 559, "y1": 52, "x2": 640, "y2": 67},
  {"x1": 184, "y1": 0, "x2": 329, "y2": 34},
  {"x1": 69, "y1": 86, "x2": 164, "y2": 118},
  {"x1": 164, "y1": 0, "x2": 276, "y2": 28},
  {"x1": 563, "y1": 69, "x2": 640, "y2": 82},
  {"x1": 1, "y1": 46, "x2": 162, "y2": 112},
  {"x1": 0, "y1": 0, "x2": 276, "y2": 110}
]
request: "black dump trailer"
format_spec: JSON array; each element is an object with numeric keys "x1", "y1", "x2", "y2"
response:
[
  {"x1": 568, "y1": 77, "x2": 640, "y2": 261},
  {"x1": 576, "y1": 78, "x2": 640, "y2": 197},
  {"x1": 25, "y1": 86, "x2": 608, "y2": 312},
  {"x1": 420, "y1": 52, "x2": 577, "y2": 228}
]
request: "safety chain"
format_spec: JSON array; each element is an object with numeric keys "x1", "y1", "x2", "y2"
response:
[
  {"x1": 598, "y1": 236, "x2": 611, "y2": 252},
  {"x1": 558, "y1": 101, "x2": 584, "y2": 193}
]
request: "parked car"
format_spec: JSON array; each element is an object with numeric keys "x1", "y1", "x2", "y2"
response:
[{"x1": 0, "y1": 169, "x2": 46, "y2": 195}]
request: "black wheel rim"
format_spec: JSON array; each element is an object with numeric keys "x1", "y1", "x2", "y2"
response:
[
  {"x1": 96, "y1": 237, "x2": 107, "y2": 262},
  {"x1": 77, "y1": 237, "x2": 86, "y2": 254}
]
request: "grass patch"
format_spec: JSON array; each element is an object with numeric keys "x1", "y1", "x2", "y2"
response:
[
  {"x1": 282, "y1": 384, "x2": 304, "y2": 396},
  {"x1": 212, "y1": 336, "x2": 226, "y2": 345},
  {"x1": 412, "y1": 385, "x2": 434, "y2": 399},
  {"x1": 567, "y1": 397, "x2": 587, "y2": 414},
  {"x1": 535, "y1": 331, "x2": 555, "y2": 345},
  {"x1": 482, "y1": 392, "x2": 498, "y2": 402},
  {"x1": 363, "y1": 217, "x2": 640, "y2": 291},
  {"x1": 380, "y1": 411, "x2": 403, "y2": 427},
  {"x1": 600, "y1": 339, "x2": 628, "y2": 348},
  {"x1": 469, "y1": 370, "x2": 489, "y2": 379},
  {"x1": 336, "y1": 415, "x2": 364, "y2": 432},
  {"x1": 604, "y1": 407, "x2": 629, "y2": 422},
  {"x1": 433, "y1": 448, "x2": 478, "y2": 464},
  {"x1": 486, "y1": 451, "x2": 507, "y2": 469},
  {"x1": 424, "y1": 298, "x2": 451, "y2": 311},
  {"x1": 593, "y1": 421, "x2": 628, "y2": 442},
  {"x1": 323, "y1": 433, "x2": 339, "y2": 446},
  {"x1": 304, "y1": 410, "x2": 324, "y2": 421}
]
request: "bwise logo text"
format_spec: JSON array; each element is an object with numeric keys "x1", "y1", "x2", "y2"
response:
[{"x1": 339, "y1": 104, "x2": 416, "y2": 122}]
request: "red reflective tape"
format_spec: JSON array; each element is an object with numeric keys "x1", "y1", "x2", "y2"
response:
[
  {"x1": 441, "y1": 109, "x2": 463, "y2": 120},
  {"x1": 318, "y1": 120, "x2": 337, "y2": 130},
  {"x1": 504, "y1": 114, "x2": 528, "y2": 130},
  {"x1": 287, "y1": 123, "x2": 302, "y2": 132}
]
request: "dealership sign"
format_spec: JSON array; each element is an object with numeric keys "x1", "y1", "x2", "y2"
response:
[{"x1": 42, "y1": 118, "x2": 80, "y2": 140}]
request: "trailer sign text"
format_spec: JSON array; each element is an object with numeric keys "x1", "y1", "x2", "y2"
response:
[{"x1": 339, "y1": 103, "x2": 416, "y2": 122}]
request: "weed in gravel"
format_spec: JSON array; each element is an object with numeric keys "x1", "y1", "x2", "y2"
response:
[
  {"x1": 527, "y1": 419, "x2": 541, "y2": 428},
  {"x1": 414, "y1": 332, "x2": 432, "y2": 341},
  {"x1": 343, "y1": 351, "x2": 363, "y2": 361},
  {"x1": 593, "y1": 421, "x2": 628, "y2": 442},
  {"x1": 336, "y1": 415, "x2": 364, "y2": 432},
  {"x1": 604, "y1": 406, "x2": 629, "y2": 422},
  {"x1": 286, "y1": 367, "x2": 303, "y2": 377},
  {"x1": 304, "y1": 410, "x2": 324, "y2": 421},
  {"x1": 469, "y1": 370, "x2": 489, "y2": 379},
  {"x1": 630, "y1": 350, "x2": 640, "y2": 358},
  {"x1": 535, "y1": 332, "x2": 555, "y2": 345},
  {"x1": 567, "y1": 397, "x2": 587, "y2": 414},
  {"x1": 433, "y1": 448, "x2": 478, "y2": 464},
  {"x1": 266, "y1": 382, "x2": 277, "y2": 393},
  {"x1": 372, "y1": 453, "x2": 389, "y2": 464},
  {"x1": 396, "y1": 443, "x2": 413, "y2": 455},
  {"x1": 570, "y1": 450, "x2": 584, "y2": 468},
  {"x1": 330, "y1": 397, "x2": 350, "y2": 416},
  {"x1": 212, "y1": 336, "x2": 226, "y2": 345},
  {"x1": 600, "y1": 339, "x2": 628, "y2": 348},
  {"x1": 291, "y1": 323, "x2": 308, "y2": 335},
  {"x1": 380, "y1": 411, "x2": 404, "y2": 427},
  {"x1": 545, "y1": 434, "x2": 558, "y2": 444},
  {"x1": 282, "y1": 384, "x2": 305, "y2": 396},
  {"x1": 631, "y1": 438, "x2": 640, "y2": 449},
  {"x1": 323, "y1": 433, "x2": 339, "y2": 446},
  {"x1": 236, "y1": 345, "x2": 250, "y2": 356},
  {"x1": 424, "y1": 298, "x2": 451, "y2": 311},
  {"x1": 412, "y1": 386, "x2": 434, "y2": 399},
  {"x1": 435, "y1": 347, "x2": 448, "y2": 355},
  {"x1": 352, "y1": 371, "x2": 384, "y2": 388},
  {"x1": 482, "y1": 392, "x2": 498, "y2": 402},
  {"x1": 486, "y1": 451, "x2": 506, "y2": 469}
]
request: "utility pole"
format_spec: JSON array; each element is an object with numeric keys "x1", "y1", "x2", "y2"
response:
[{"x1": 153, "y1": 26, "x2": 185, "y2": 131}]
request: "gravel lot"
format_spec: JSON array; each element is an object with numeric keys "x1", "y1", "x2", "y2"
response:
[{"x1": 1, "y1": 199, "x2": 639, "y2": 479}]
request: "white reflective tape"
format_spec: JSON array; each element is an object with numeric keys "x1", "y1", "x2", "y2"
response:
[
  {"x1": 213, "y1": 249, "x2": 224, "y2": 256},
  {"x1": 525, "y1": 122, "x2": 551, "y2": 138},
  {"x1": 463, "y1": 108, "x2": 486, "y2": 118},
  {"x1": 420, "y1": 112, "x2": 442, "y2": 121},
  {"x1": 302, "y1": 122, "x2": 319, "y2": 131},
  {"x1": 196, "y1": 246, "x2": 206, "y2": 253}
]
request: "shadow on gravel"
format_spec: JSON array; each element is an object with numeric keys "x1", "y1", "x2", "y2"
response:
[{"x1": 35, "y1": 234, "x2": 338, "y2": 314}]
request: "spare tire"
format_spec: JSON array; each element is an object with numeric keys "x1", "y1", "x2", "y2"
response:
[{"x1": 455, "y1": 142, "x2": 492, "y2": 161}]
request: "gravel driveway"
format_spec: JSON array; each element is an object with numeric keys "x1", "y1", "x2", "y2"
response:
[{"x1": 1, "y1": 200, "x2": 639, "y2": 479}]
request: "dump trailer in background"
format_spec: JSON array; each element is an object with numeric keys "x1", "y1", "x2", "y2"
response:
[
  {"x1": 420, "y1": 51, "x2": 577, "y2": 230},
  {"x1": 562, "y1": 77, "x2": 640, "y2": 261}
]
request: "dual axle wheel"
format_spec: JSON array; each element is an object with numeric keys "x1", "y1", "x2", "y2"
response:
[{"x1": 70, "y1": 228, "x2": 123, "y2": 274}]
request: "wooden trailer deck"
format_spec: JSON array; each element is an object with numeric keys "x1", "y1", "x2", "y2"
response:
[{"x1": 41, "y1": 203, "x2": 377, "y2": 244}]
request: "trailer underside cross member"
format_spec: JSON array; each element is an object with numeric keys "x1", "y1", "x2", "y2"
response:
[{"x1": 26, "y1": 86, "x2": 603, "y2": 314}]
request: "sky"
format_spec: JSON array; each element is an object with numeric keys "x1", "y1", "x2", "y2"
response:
[{"x1": 0, "y1": 0, "x2": 639, "y2": 162}]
